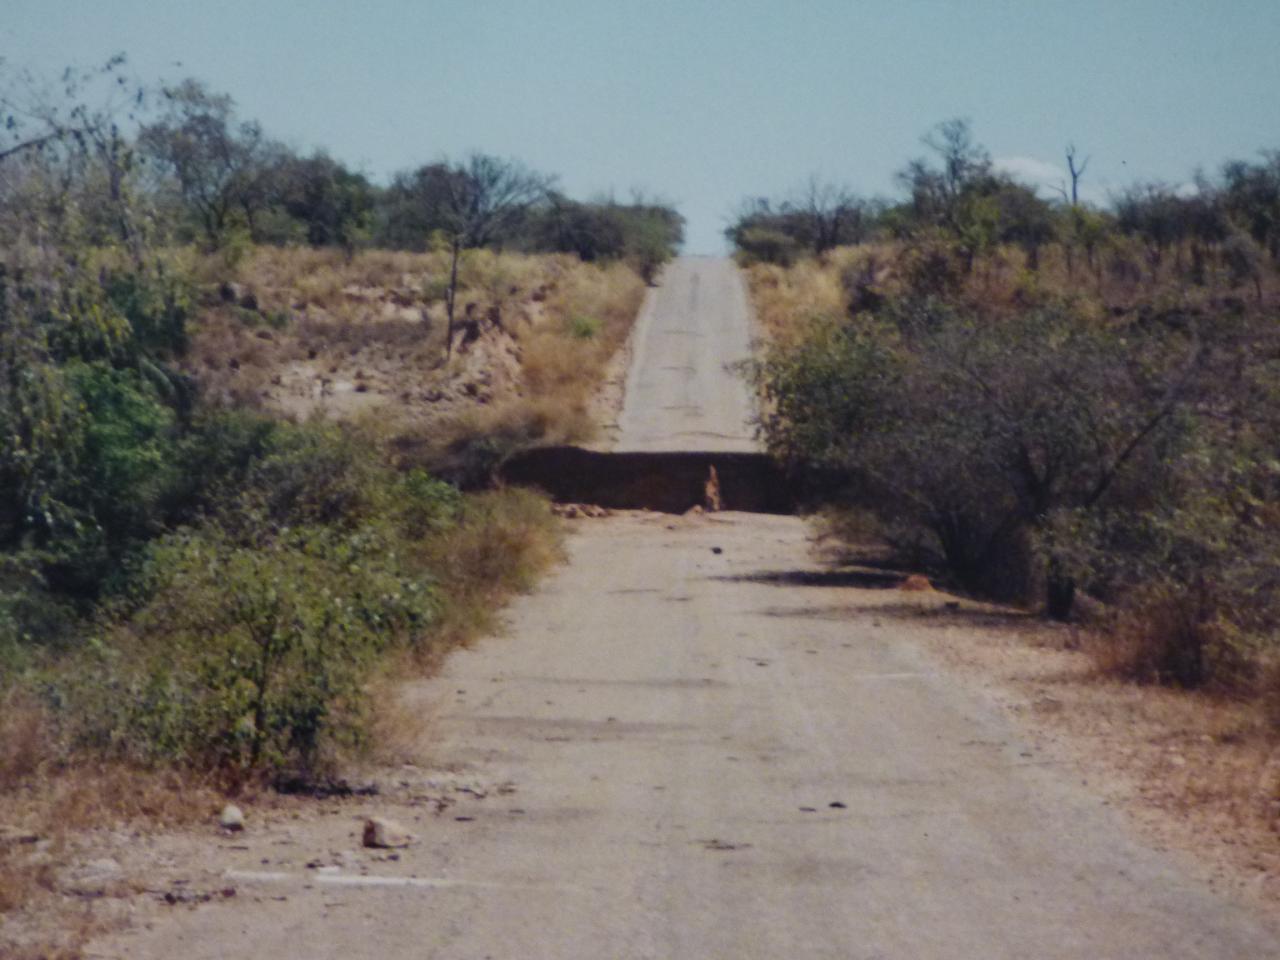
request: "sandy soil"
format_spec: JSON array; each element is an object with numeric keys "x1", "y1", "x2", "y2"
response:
[{"x1": 901, "y1": 586, "x2": 1280, "y2": 907}]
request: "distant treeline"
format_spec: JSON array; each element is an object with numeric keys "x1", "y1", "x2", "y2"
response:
[
  {"x1": 2, "y1": 67, "x2": 683, "y2": 271},
  {"x1": 728, "y1": 118, "x2": 1278, "y2": 291}
]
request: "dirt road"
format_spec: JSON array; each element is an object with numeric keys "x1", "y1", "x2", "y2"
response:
[
  {"x1": 614, "y1": 256, "x2": 757, "y2": 453},
  {"x1": 94, "y1": 258, "x2": 1277, "y2": 958}
]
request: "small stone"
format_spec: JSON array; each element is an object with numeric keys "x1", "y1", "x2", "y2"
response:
[
  {"x1": 219, "y1": 804, "x2": 245, "y2": 832},
  {"x1": 362, "y1": 817, "x2": 415, "y2": 849}
]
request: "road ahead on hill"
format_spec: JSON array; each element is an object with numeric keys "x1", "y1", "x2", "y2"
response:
[
  {"x1": 614, "y1": 256, "x2": 757, "y2": 453},
  {"x1": 97, "y1": 259, "x2": 1277, "y2": 959}
]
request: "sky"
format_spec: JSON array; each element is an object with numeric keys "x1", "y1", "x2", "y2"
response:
[{"x1": 5, "y1": 0, "x2": 1280, "y2": 252}]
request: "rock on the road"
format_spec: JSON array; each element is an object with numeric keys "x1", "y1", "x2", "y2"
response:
[{"x1": 362, "y1": 817, "x2": 415, "y2": 849}]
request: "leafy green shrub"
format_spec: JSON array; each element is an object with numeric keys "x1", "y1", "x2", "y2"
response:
[
  {"x1": 241, "y1": 421, "x2": 384, "y2": 530},
  {"x1": 748, "y1": 299, "x2": 1211, "y2": 606},
  {"x1": 81, "y1": 523, "x2": 437, "y2": 776},
  {"x1": 99, "y1": 261, "x2": 193, "y2": 358},
  {"x1": 0, "y1": 555, "x2": 79, "y2": 670},
  {"x1": 396, "y1": 469, "x2": 463, "y2": 538},
  {"x1": 566, "y1": 314, "x2": 601, "y2": 340},
  {"x1": 166, "y1": 408, "x2": 278, "y2": 524}
]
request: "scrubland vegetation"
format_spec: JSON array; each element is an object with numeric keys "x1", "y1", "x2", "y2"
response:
[
  {"x1": 735, "y1": 120, "x2": 1280, "y2": 716},
  {"x1": 0, "y1": 57, "x2": 675, "y2": 938},
  {"x1": 189, "y1": 244, "x2": 646, "y2": 482}
]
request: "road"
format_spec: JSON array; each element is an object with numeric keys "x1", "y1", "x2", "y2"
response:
[
  {"x1": 614, "y1": 256, "x2": 757, "y2": 453},
  {"x1": 95, "y1": 258, "x2": 1278, "y2": 959}
]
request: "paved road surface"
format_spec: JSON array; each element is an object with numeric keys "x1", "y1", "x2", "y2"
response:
[{"x1": 614, "y1": 256, "x2": 757, "y2": 453}]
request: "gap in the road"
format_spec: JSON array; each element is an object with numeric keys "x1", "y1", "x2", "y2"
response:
[{"x1": 500, "y1": 446, "x2": 795, "y2": 514}]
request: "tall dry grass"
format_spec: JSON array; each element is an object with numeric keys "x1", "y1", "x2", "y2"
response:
[
  {"x1": 746, "y1": 237, "x2": 1280, "y2": 345},
  {"x1": 521, "y1": 260, "x2": 645, "y2": 415},
  {"x1": 187, "y1": 246, "x2": 647, "y2": 450},
  {"x1": 746, "y1": 257, "x2": 848, "y2": 341}
]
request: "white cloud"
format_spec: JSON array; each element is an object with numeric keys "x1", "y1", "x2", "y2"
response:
[
  {"x1": 993, "y1": 155, "x2": 1068, "y2": 196},
  {"x1": 993, "y1": 154, "x2": 1116, "y2": 205}
]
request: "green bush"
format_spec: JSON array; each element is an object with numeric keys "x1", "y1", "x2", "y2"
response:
[
  {"x1": 566, "y1": 314, "x2": 601, "y2": 340},
  {"x1": 749, "y1": 299, "x2": 1211, "y2": 607},
  {"x1": 81, "y1": 522, "x2": 437, "y2": 776},
  {"x1": 240, "y1": 421, "x2": 384, "y2": 531},
  {"x1": 396, "y1": 469, "x2": 463, "y2": 538}
]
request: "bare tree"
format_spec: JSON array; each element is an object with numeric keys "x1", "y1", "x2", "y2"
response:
[
  {"x1": 1, "y1": 55, "x2": 150, "y2": 257},
  {"x1": 139, "y1": 79, "x2": 275, "y2": 247},
  {"x1": 1065, "y1": 144, "x2": 1090, "y2": 206},
  {"x1": 434, "y1": 154, "x2": 555, "y2": 357},
  {"x1": 898, "y1": 118, "x2": 992, "y2": 232},
  {"x1": 797, "y1": 176, "x2": 867, "y2": 254}
]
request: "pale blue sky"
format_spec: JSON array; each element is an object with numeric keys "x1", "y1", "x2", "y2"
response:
[{"x1": 6, "y1": 0, "x2": 1280, "y2": 251}]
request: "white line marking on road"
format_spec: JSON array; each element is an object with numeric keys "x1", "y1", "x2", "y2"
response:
[{"x1": 224, "y1": 869, "x2": 583, "y2": 892}]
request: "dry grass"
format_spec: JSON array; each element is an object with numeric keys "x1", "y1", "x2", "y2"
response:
[
  {"x1": 745, "y1": 238, "x2": 1280, "y2": 346},
  {"x1": 185, "y1": 246, "x2": 646, "y2": 457},
  {"x1": 745, "y1": 256, "x2": 848, "y2": 341},
  {"x1": 907, "y1": 596, "x2": 1280, "y2": 905},
  {"x1": 419, "y1": 487, "x2": 563, "y2": 653},
  {"x1": 518, "y1": 260, "x2": 645, "y2": 423},
  {"x1": 0, "y1": 745, "x2": 219, "y2": 958},
  {"x1": 1083, "y1": 589, "x2": 1260, "y2": 693},
  {"x1": 1, "y1": 687, "x2": 50, "y2": 790}
]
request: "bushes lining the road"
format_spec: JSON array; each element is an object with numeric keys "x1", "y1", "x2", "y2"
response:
[
  {"x1": 747, "y1": 256, "x2": 1280, "y2": 698},
  {"x1": 3, "y1": 415, "x2": 560, "y2": 785},
  {"x1": 735, "y1": 123, "x2": 1280, "y2": 702}
]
